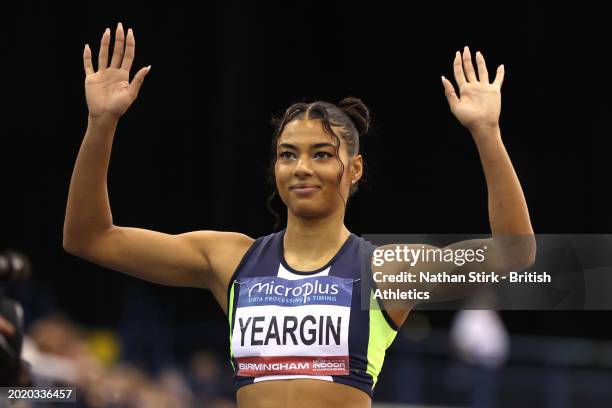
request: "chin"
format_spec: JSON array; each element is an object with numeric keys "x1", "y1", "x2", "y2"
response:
[{"x1": 288, "y1": 202, "x2": 331, "y2": 219}]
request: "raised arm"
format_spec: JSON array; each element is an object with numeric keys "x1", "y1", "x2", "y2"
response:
[
  {"x1": 430, "y1": 47, "x2": 535, "y2": 300},
  {"x1": 63, "y1": 23, "x2": 253, "y2": 306},
  {"x1": 374, "y1": 47, "x2": 536, "y2": 308},
  {"x1": 442, "y1": 46, "x2": 533, "y2": 236}
]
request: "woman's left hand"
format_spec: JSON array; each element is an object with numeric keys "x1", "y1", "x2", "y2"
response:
[{"x1": 442, "y1": 46, "x2": 505, "y2": 133}]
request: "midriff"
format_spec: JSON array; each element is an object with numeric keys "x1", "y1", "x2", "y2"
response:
[{"x1": 236, "y1": 378, "x2": 371, "y2": 408}]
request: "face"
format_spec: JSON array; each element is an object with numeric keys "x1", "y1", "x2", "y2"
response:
[{"x1": 275, "y1": 119, "x2": 363, "y2": 219}]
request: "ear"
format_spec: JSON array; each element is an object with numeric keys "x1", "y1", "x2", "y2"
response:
[{"x1": 350, "y1": 154, "x2": 363, "y2": 184}]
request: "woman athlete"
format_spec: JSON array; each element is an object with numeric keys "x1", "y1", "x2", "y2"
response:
[{"x1": 63, "y1": 22, "x2": 535, "y2": 408}]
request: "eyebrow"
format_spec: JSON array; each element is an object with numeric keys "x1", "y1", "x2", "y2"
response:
[{"x1": 278, "y1": 142, "x2": 337, "y2": 150}]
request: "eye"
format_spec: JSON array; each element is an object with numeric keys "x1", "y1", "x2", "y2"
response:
[
  {"x1": 314, "y1": 151, "x2": 333, "y2": 159},
  {"x1": 278, "y1": 151, "x2": 296, "y2": 160}
]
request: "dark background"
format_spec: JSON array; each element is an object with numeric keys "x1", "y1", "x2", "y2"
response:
[{"x1": 2, "y1": 1, "x2": 611, "y2": 355}]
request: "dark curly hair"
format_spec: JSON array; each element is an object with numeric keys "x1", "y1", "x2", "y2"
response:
[{"x1": 267, "y1": 96, "x2": 371, "y2": 230}]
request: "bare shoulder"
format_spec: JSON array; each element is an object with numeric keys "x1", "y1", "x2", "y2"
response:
[
  {"x1": 183, "y1": 230, "x2": 255, "y2": 281},
  {"x1": 374, "y1": 243, "x2": 438, "y2": 252},
  {"x1": 185, "y1": 230, "x2": 256, "y2": 314},
  {"x1": 183, "y1": 230, "x2": 255, "y2": 252},
  {"x1": 373, "y1": 242, "x2": 439, "y2": 270},
  {"x1": 370, "y1": 242, "x2": 440, "y2": 314}
]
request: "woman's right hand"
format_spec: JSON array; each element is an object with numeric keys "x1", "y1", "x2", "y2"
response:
[{"x1": 83, "y1": 22, "x2": 150, "y2": 120}]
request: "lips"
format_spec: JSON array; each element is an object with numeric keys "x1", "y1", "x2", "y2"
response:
[
  {"x1": 290, "y1": 184, "x2": 320, "y2": 194},
  {"x1": 290, "y1": 184, "x2": 320, "y2": 189}
]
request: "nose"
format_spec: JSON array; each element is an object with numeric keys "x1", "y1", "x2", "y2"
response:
[{"x1": 294, "y1": 156, "x2": 314, "y2": 178}]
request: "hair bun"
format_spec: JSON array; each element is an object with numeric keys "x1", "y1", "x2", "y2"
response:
[{"x1": 338, "y1": 96, "x2": 371, "y2": 136}]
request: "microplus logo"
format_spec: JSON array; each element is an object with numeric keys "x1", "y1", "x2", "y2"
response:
[
  {"x1": 237, "y1": 276, "x2": 353, "y2": 308},
  {"x1": 248, "y1": 279, "x2": 340, "y2": 303}
]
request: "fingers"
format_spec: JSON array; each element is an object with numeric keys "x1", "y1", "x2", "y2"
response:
[
  {"x1": 453, "y1": 51, "x2": 467, "y2": 88},
  {"x1": 98, "y1": 28, "x2": 110, "y2": 71},
  {"x1": 128, "y1": 66, "x2": 151, "y2": 100},
  {"x1": 110, "y1": 22, "x2": 125, "y2": 68},
  {"x1": 462, "y1": 46, "x2": 477, "y2": 82},
  {"x1": 493, "y1": 64, "x2": 505, "y2": 89},
  {"x1": 83, "y1": 44, "x2": 94, "y2": 76},
  {"x1": 475, "y1": 51, "x2": 489, "y2": 83},
  {"x1": 453, "y1": 46, "x2": 498, "y2": 85},
  {"x1": 441, "y1": 76, "x2": 459, "y2": 111},
  {"x1": 121, "y1": 28, "x2": 135, "y2": 72}
]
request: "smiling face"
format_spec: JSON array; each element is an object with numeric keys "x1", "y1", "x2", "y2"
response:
[{"x1": 274, "y1": 119, "x2": 363, "y2": 220}]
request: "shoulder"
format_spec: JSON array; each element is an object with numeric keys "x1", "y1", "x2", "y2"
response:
[
  {"x1": 184, "y1": 231, "x2": 257, "y2": 313},
  {"x1": 372, "y1": 242, "x2": 439, "y2": 252},
  {"x1": 184, "y1": 230, "x2": 255, "y2": 245},
  {"x1": 183, "y1": 230, "x2": 256, "y2": 263},
  {"x1": 178, "y1": 230, "x2": 255, "y2": 286}
]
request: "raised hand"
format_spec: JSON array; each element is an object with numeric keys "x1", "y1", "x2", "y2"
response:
[
  {"x1": 83, "y1": 22, "x2": 150, "y2": 120},
  {"x1": 442, "y1": 46, "x2": 504, "y2": 133}
]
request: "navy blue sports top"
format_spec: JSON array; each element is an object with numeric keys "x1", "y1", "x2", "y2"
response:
[{"x1": 226, "y1": 229, "x2": 399, "y2": 397}]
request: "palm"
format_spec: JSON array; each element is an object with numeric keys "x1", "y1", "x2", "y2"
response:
[
  {"x1": 451, "y1": 82, "x2": 501, "y2": 129},
  {"x1": 85, "y1": 69, "x2": 132, "y2": 118},
  {"x1": 442, "y1": 47, "x2": 505, "y2": 131},
  {"x1": 82, "y1": 23, "x2": 150, "y2": 120}
]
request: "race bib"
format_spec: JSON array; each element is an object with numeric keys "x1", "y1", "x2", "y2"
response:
[{"x1": 232, "y1": 275, "x2": 353, "y2": 376}]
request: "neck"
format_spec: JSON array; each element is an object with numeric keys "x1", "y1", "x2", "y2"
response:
[{"x1": 283, "y1": 209, "x2": 351, "y2": 260}]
